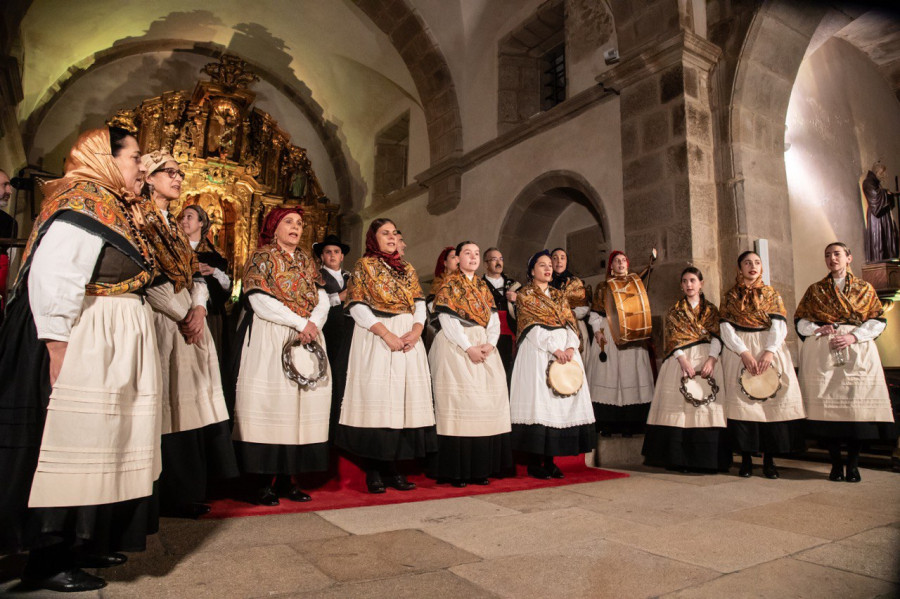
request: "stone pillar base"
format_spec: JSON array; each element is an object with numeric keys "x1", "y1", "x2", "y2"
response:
[{"x1": 586, "y1": 435, "x2": 645, "y2": 469}]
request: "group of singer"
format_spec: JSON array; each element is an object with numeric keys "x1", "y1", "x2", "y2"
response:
[{"x1": 0, "y1": 126, "x2": 894, "y2": 593}]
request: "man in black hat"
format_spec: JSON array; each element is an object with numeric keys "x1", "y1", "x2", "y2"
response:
[{"x1": 313, "y1": 234, "x2": 353, "y2": 437}]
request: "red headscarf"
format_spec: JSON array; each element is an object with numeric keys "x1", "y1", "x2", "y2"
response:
[
  {"x1": 607, "y1": 250, "x2": 628, "y2": 278},
  {"x1": 434, "y1": 246, "x2": 455, "y2": 278},
  {"x1": 259, "y1": 207, "x2": 304, "y2": 247},
  {"x1": 364, "y1": 219, "x2": 407, "y2": 273}
]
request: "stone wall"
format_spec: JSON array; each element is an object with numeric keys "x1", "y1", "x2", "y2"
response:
[{"x1": 722, "y1": 1, "x2": 829, "y2": 316}]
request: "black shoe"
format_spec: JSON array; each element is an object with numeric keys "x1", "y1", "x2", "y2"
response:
[
  {"x1": 257, "y1": 486, "x2": 280, "y2": 506},
  {"x1": 846, "y1": 467, "x2": 861, "y2": 483},
  {"x1": 384, "y1": 474, "x2": 416, "y2": 491},
  {"x1": 74, "y1": 552, "x2": 127, "y2": 569},
  {"x1": 366, "y1": 471, "x2": 386, "y2": 494},
  {"x1": 738, "y1": 461, "x2": 752, "y2": 478},
  {"x1": 186, "y1": 502, "x2": 212, "y2": 518},
  {"x1": 23, "y1": 568, "x2": 107, "y2": 592},
  {"x1": 547, "y1": 464, "x2": 564, "y2": 479},
  {"x1": 286, "y1": 487, "x2": 312, "y2": 502},
  {"x1": 527, "y1": 464, "x2": 551, "y2": 480},
  {"x1": 828, "y1": 465, "x2": 845, "y2": 482},
  {"x1": 763, "y1": 464, "x2": 779, "y2": 479},
  {"x1": 600, "y1": 431, "x2": 612, "y2": 437},
  {"x1": 470, "y1": 478, "x2": 490, "y2": 485},
  {"x1": 451, "y1": 480, "x2": 467, "y2": 488}
]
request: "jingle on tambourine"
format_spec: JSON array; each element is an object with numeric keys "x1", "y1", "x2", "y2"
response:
[
  {"x1": 282, "y1": 337, "x2": 329, "y2": 391},
  {"x1": 679, "y1": 374, "x2": 719, "y2": 407}
]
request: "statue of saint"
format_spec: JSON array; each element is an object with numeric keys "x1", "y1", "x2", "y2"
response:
[{"x1": 862, "y1": 161, "x2": 899, "y2": 263}]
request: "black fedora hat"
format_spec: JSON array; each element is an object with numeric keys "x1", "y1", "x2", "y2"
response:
[{"x1": 313, "y1": 234, "x2": 350, "y2": 257}]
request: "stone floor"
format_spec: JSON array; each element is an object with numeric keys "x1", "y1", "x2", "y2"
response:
[{"x1": 2, "y1": 457, "x2": 898, "y2": 598}]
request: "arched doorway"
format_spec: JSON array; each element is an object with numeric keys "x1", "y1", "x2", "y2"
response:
[{"x1": 498, "y1": 171, "x2": 610, "y2": 285}]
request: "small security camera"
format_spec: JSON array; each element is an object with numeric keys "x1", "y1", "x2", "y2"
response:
[{"x1": 604, "y1": 48, "x2": 619, "y2": 65}]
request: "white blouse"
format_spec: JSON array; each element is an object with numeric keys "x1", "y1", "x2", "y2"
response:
[
  {"x1": 249, "y1": 288, "x2": 329, "y2": 332},
  {"x1": 28, "y1": 221, "x2": 103, "y2": 342},
  {"x1": 349, "y1": 300, "x2": 426, "y2": 330},
  {"x1": 720, "y1": 319, "x2": 787, "y2": 355}
]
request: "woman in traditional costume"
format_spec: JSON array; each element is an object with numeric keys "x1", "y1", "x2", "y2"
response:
[
  {"x1": 510, "y1": 250, "x2": 596, "y2": 479},
  {"x1": 550, "y1": 247, "x2": 592, "y2": 363},
  {"x1": 427, "y1": 246, "x2": 459, "y2": 309},
  {"x1": 140, "y1": 152, "x2": 237, "y2": 519},
  {"x1": 233, "y1": 208, "x2": 331, "y2": 505},
  {"x1": 795, "y1": 242, "x2": 894, "y2": 482},
  {"x1": 336, "y1": 218, "x2": 437, "y2": 494},
  {"x1": 586, "y1": 251, "x2": 655, "y2": 436},
  {"x1": 425, "y1": 246, "x2": 458, "y2": 346},
  {"x1": 643, "y1": 267, "x2": 730, "y2": 472},
  {"x1": 179, "y1": 204, "x2": 233, "y2": 361},
  {"x1": 720, "y1": 251, "x2": 805, "y2": 479},
  {"x1": 428, "y1": 241, "x2": 513, "y2": 487},
  {"x1": 0, "y1": 128, "x2": 160, "y2": 592}
]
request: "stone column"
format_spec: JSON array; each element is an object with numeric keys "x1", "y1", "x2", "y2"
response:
[{"x1": 603, "y1": 31, "x2": 723, "y2": 334}]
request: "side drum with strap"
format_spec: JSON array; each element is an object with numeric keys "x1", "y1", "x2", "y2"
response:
[{"x1": 604, "y1": 273, "x2": 652, "y2": 346}]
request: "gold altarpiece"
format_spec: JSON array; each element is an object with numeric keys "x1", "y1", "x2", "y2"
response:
[{"x1": 108, "y1": 55, "x2": 338, "y2": 281}]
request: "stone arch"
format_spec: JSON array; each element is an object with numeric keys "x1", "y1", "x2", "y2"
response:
[
  {"x1": 352, "y1": 0, "x2": 463, "y2": 214},
  {"x1": 497, "y1": 170, "x2": 610, "y2": 282},
  {"x1": 721, "y1": 1, "x2": 829, "y2": 307},
  {"x1": 20, "y1": 40, "x2": 359, "y2": 213}
]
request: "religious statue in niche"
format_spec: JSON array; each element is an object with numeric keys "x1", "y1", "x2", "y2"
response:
[
  {"x1": 207, "y1": 100, "x2": 240, "y2": 160},
  {"x1": 862, "y1": 161, "x2": 899, "y2": 263}
]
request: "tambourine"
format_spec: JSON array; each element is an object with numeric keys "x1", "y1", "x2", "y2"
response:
[
  {"x1": 679, "y1": 375, "x2": 719, "y2": 407},
  {"x1": 546, "y1": 358, "x2": 584, "y2": 398},
  {"x1": 738, "y1": 367, "x2": 782, "y2": 401},
  {"x1": 282, "y1": 337, "x2": 329, "y2": 391}
]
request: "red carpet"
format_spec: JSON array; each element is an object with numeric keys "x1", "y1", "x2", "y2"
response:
[{"x1": 205, "y1": 454, "x2": 628, "y2": 519}]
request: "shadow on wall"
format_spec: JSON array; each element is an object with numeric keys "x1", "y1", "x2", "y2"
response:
[{"x1": 30, "y1": 53, "x2": 214, "y2": 171}]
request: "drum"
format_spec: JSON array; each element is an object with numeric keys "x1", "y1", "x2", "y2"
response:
[
  {"x1": 604, "y1": 273, "x2": 652, "y2": 346},
  {"x1": 282, "y1": 337, "x2": 329, "y2": 391},
  {"x1": 738, "y1": 367, "x2": 782, "y2": 401},
  {"x1": 680, "y1": 375, "x2": 719, "y2": 407},
  {"x1": 546, "y1": 359, "x2": 584, "y2": 398}
]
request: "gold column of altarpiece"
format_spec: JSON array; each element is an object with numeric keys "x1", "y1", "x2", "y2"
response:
[{"x1": 107, "y1": 55, "x2": 339, "y2": 283}]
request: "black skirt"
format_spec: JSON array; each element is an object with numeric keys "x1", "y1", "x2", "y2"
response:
[
  {"x1": 234, "y1": 440, "x2": 330, "y2": 475},
  {"x1": 805, "y1": 419, "x2": 895, "y2": 441},
  {"x1": 511, "y1": 423, "x2": 597, "y2": 456},
  {"x1": 334, "y1": 424, "x2": 438, "y2": 462},
  {"x1": 593, "y1": 402, "x2": 650, "y2": 433},
  {"x1": 728, "y1": 418, "x2": 806, "y2": 454},
  {"x1": 642, "y1": 425, "x2": 732, "y2": 471},
  {"x1": 428, "y1": 433, "x2": 514, "y2": 480},
  {"x1": 0, "y1": 293, "x2": 158, "y2": 554},
  {"x1": 158, "y1": 420, "x2": 239, "y2": 512}
]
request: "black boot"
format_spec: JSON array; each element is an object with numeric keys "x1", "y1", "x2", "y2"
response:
[
  {"x1": 762, "y1": 454, "x2": 779, "y2": 479},
  {"x1": 738, "y1": 453, "x2": 753, "y2": 478},
  {"x1": 846, "y1": 441, "x2": 862, "y2": 482},
  {"x1": 827, "y1": 441, "x2": 845, "y2": 482},
  {"x1": 527, "y1": 455, "x2": 550, "y2": 479},
  {"x1": 23, "y1": 544, "x2": 108, "y2": 592},
  {"x1": 544, "y1": 456, "x2": 563, "y2": 479},
  {"x1": 366, "y1": 469, "x2": 386, "y2": 494}
]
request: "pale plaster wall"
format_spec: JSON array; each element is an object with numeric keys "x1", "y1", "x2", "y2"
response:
[
  {"x1": 786, "y1": 37, "x2": 900, "y2": 298},
  {"x1": 412, "y1": 0, "x2": 618, "y2": 153},
  {"x1": 362, "y1": 97, "x2": 624, "y2": 284},
  {"x1": 17, "y1": 0, "x2": 424, "y2": 207},
  {"x1": 27, "y1": 51, "x2": 340, "y2": 201},
  {"x1": 786, "y1": 36, "x2": 900, "y2": 366}
]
